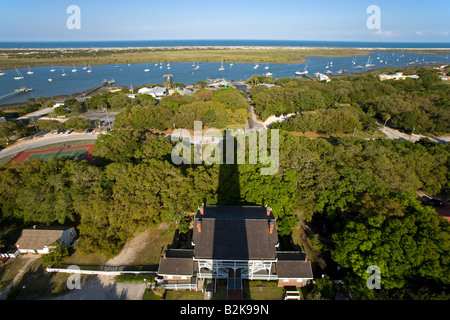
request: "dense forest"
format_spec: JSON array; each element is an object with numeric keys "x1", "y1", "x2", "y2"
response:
[
  {"x1": 249, "y1": 67, "x2": 450, "y2": 135},
  {"x1": 0, "y1": 67, "x2": 449, "y2": 299}
]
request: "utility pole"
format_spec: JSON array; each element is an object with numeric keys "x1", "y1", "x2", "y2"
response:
[
  {"x1": 409, "y1": 127, "x2": 415, "y2": 141},
  {"x1": 106, "y1": 110, "x2": 111, "y2": 130}
]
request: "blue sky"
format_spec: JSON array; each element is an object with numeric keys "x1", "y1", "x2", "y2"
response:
[{"x1": 0, "y1": 0, "x2": 449, "y2": 42}]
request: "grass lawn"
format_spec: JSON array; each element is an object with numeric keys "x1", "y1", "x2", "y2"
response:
[
  {"x1": 62, "y1": 248, "x2": 108, "y2": 266},
  {"x1": 242, "y1": 283, "x2": 285, "y2": 300},
  {"x1": 142, "y1": 289, "x2": 162, "y2": 300},
  {"x1": 0, "y1": 256, "x2": 28, "y2": 292},
  {"x1": 130, "y1": 224, "x2": 177, "y2": 268},
  {"x1": 165, "y1": 289, "x2": 205, "y2": 300}
]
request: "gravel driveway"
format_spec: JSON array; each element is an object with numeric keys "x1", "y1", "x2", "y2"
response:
[{"x1": 52, "y1": 275, "x2": 146, "y2": 300}]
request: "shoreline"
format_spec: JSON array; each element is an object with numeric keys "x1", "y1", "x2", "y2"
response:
[
  {"x1": 1, "y1": 45, "x2": 448, "y2": 71},
  {"x1": 0, "y1": 46, "x2": 346, "y2": 70},
  {"x1": 1, "y1": 45, "x2": 449, "y2": 50}
]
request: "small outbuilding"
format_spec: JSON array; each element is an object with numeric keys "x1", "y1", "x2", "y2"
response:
[{"x1": 15, "y1": 226, "x2": 77, "y2": 254}]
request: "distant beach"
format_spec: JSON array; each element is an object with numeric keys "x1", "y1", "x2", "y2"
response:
[{"x1": 1, "y1": 45, "x2": 449, "y2": 71}]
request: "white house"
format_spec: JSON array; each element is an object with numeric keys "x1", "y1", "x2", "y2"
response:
[
  {"x1": 379, "y1": 72, "x2": 420, "y2": 81},
  {"x1": 15, "y1": 226, "x2": 77, "y2": 254},
  {"x1": 137, "y1": 86, "x2": 167, "y2": 98},
  {"x1": 315, "y1": 73, "x2": 331, "y2": 83},
  {"x1": 52, "y1": 103, "x2": 65, "y2": 109}
]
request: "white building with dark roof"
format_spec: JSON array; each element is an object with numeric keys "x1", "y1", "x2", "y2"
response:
[
  {"x1": 15, "y1": 226, "x2": 77, "y2": 254},
  {"x1": 156, "y1": 205, "x2": 313, "y2": 294}
]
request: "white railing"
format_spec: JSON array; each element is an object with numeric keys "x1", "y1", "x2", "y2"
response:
[
  {"x1": 197, "y1": 272, "x2": 228, "y2": 279},
  {"x1": 241, "y1": 273, "x2": 278, "y2": 281},
  {"x1": 160, "y1": 282, "x2": 197, "y2": 291}
]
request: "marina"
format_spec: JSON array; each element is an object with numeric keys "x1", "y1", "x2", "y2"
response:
[{"x1": 0, "y1": 51, "x2": 449, "y2": 105}]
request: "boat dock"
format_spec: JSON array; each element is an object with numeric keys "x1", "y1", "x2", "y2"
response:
[
  {"x1": 0, "y1": 87, "x2": 33, "y2": 103},
  {"x1": 76, "y1": 79, "x2": 115, "y2": 100}
]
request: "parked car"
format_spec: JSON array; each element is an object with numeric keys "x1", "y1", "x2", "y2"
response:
[
  {"x1": 65, "y1": 129, "x2": 73, "y2": 134},
  {"x1": 86, "y1": 128, "x2": 93, "y2": 134}
]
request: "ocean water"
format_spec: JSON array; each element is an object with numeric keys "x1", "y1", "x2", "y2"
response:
[
  {"x1": 0, "y1": 40, "x2": 449, "y2": 49},
  {"x1": 1, "y1": 50, "x2": 449, "y2": 105}
]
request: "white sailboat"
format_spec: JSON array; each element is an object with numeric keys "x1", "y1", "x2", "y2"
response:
[
  {"x1": 295, "y1": 64, "x2": 308, "y2": 75},
  {"x1": 365, "y1": 56, "x2": 375, "y2": 67},
  {"x1": 144, "y1": 64, "x2": 150, "y2": 72},
  {"x1": 229, "y1": 63, "x2": 234, "y2": 67},
  {"x1": 62, "y1": 68, "x2": 67, "y2": 76},
  {"x1": 86, "y1": 65, "x2": 93, "y2": 73},
  {"x1": 83, "y1": 62, "x2": 88, "y2": 70},
  {"x1": 265, "y1": 72, "x2": 273, "y2": 77},
  {"x1": 0, "y1": 70, "x2": 6, "y2": 76},
  {"x1": 50, "y1": 66, "x2": 55, "y2": 72},
  {"x1": 48, "y1": 78, "x2": 53, "y2": 82},
  {"x1": 27, "y1": 66, "x2": 34, "y2": 75},
  {"x1": 254, "y1": 62, "x2": 259, "y2": 69},
  {"x1": 194, "y1": 62, "x2": 200, "y2": 70},
  {"x1": 71, "y1": 65, "x2": 78, "y2": 72},
  {"x1": 14, "y1": 68, "x2": 24, "y2": 80},
  {"x1": 265, "y1": 62, "x2": 269, "y2": 70},
  {"x1": 219, "y1": 61, "x2": 225, "y2": 71}
]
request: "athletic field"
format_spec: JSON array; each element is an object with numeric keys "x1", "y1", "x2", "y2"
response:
[{"x1": 8, "y1": 144, "x2": 95, "y2": 163}]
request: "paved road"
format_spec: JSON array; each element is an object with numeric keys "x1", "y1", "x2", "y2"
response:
[
  {"x1": 246, "y1": 105, "x2": 266, "y2": 131},
  {"x1": 380, "y1": 125, "x2": 450, "y2": 144},
  {"x1": 0, "y1": 131, "x2": 98, "y2": 161}
]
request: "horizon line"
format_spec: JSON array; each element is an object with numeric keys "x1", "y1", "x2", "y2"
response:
[{"x1": 1, "y1": 39, "x2": 450, "y2": 44}]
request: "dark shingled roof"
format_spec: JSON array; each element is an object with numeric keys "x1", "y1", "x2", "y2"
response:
[
  {"x1": 15, "y1": 226, "x2": 71, "y2": 250},
  {"x1": 157, "y1": 249, "x2": 194, "y2": 276},
  {"x1": 276, "y1": 252, "x2": 314, "y2": 279},
  {"x1": 193, "y1": 206, "x2": 278, "y2": 260}
]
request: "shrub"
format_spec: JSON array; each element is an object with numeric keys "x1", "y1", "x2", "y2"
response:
[{"x1": 40, "y1": 242, "x2": 70, "y2": 266}]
